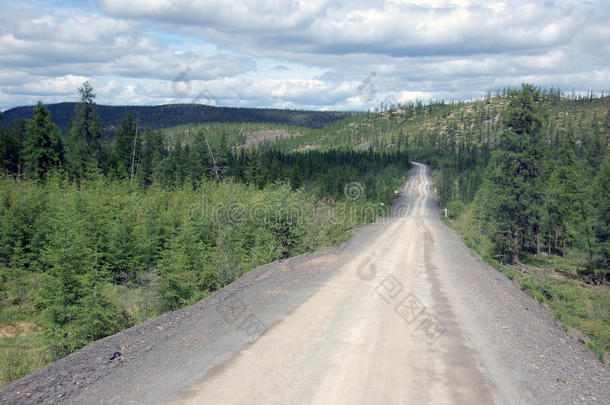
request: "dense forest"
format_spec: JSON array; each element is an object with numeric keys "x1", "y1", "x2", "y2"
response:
[
  {"x1": 0, "y1": 82, "x2": 408, "y2": 384},
  {"x1": 421, "y1": 88, "x2": 610, "y2": 359},
  {"x1": 416, "y1": 87, "x2": 609, "y2": 272}
]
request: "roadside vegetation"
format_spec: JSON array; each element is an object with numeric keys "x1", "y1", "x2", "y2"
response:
[
  {"x1": 445, "y1": 205, "x2": 609, "y2": 362},
  {"x1": 0, "y1": 82, "x2": 408, "y2": 385},
  {"x1": 426, "y1": 87, "x2": 609, "y2": 362}
]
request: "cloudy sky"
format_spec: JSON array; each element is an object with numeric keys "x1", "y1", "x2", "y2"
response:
[{"x1": 0, "y1": 0, "x2": 608, "y2": 111}]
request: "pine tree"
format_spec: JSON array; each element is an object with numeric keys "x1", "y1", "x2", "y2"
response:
[{"x1": 24, "y1": 101, "x2": 63, "y2": 180}]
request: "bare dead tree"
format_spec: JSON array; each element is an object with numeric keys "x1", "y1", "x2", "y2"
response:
[
  {"x1": 130, "y1": 121, "x2": 138, "y2": 184},
  {"x1": 204, "y1": 132, "x2": 221, "y2": 182}
]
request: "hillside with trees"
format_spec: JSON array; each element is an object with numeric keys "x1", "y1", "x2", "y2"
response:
[{"x1": 0, "y1": 82, "x2": 407, "y2": 384}]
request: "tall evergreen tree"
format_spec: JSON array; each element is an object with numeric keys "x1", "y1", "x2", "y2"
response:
[
  {"x1": 138, "y1": 129, "x2": 165, "y2": 186},
  {"x1": 547, "y1": 131, "x2": 581, "y2": 256},
  {"x1": 481, "y1": 84, "x2": 547, "y2": 264},
  {"x1": 8, "y1": 118, "x2": 29, "y2": 176},
  {"x1": 0, "y1": 112, "x2": 11, "y2": 172},
  {"x1": 23, "y1": 101, "x2": 63, "y2": 180},
  {"x1": 109, "y1": 113, "x2": 138, "y2": 179},
  {"x1": 65, "y1": 81, "x2": 103, "y2": 178}
]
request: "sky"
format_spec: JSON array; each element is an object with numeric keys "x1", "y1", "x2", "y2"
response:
[{"x1": 0, "y1": 0, "x2": 608, "y2": 111}]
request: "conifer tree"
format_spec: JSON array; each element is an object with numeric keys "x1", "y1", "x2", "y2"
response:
[
  {"x1": 547, "y1": 131, "x2": 581, "y2": 256},
  {"x1": 593, "y1": 155, "x2": 610, "y2": 269},
  {"x1": 24, "y1": 101, "x2": 63, "y2": 179},
  {"x1": 109, "y1": 113, "x2": 138, "y2": 178},
  {"x1": 65, "y1": 81, "x2": 103, "y2": 178},
  {"x1": 0, "y1": 115, "x2": 26, "y2": 175},
  {"x1": 481, "y1": 84, "x2": 547, "y2": 264}
]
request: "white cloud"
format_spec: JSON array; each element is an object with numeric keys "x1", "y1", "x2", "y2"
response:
[
  {"x1": 12, "y1": 74, "x2": 90, "y2": 95},
  {"x1": 99, "y1": 0, "x2": 591, "y2": 57},
  {"x1": 0, "y1": 7, "x2": 255, "y2": 109},
  {"x1": 0, "y1": 1, "x2": 608, "y2": 110}
]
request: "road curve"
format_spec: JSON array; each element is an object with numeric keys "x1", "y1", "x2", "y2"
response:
[{"x1": 2, "y1": 163, "x2": 608, "y2": 404}]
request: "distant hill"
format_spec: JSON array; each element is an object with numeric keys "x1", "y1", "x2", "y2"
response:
[
  {"x1": 1, "y1": 103, "x2": 353, "y2": 135},
  {"x1": 259, "y1": 95, "x2": 610, "y2": 152}
]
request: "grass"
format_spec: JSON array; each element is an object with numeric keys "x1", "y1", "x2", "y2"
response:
[
  {"x1": 0, "y1": 318, "x2": 49, "y2": 386},
  {"x1": 443, "y1": 203, "x2": 610, "y2": 363},
  {"x1": 0, "y1": 278, "x2": 161, "y2": 387}
]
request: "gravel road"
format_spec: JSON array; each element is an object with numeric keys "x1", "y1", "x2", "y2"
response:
[{"x1": 1, "y1": 163, "x2": 608, "y2": 404}]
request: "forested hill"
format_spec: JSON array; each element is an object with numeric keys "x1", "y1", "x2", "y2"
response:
[
  {"x1": 261, "y1": 93, "x2": 609, "y2": 153},
  {"x1": 1, "y1": 102, "x2": 352, "y2": 134}
]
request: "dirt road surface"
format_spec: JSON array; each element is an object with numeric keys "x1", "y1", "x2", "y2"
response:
[{"x1": 2, "y1": 163, "x2": 608, "y2": 404}]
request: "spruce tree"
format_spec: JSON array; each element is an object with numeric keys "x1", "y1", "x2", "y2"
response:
[
  {"x1": 24, "y1": 101, "x2": 63, "y2": 180},
  {"x1": 109, "y1": 113, "x2": 138, "y2": 179},
  {"x1": 547, "y1": 131, "x2": 581, "y2": 256},
  {"x1": 0, "y1": 112, "x2": 12, "y2": 173},
  {"x1": 157, "y1": 241, "x2": 192, "y2": 312},
  {"x1": 482, "y1": 84, "x2": 547, "y2": 264},
  {"x1": 138, "y1": 129, "x2": 165, "y2": 186},
  {"x1": 8, "y1": 118, "x2": 29, "y2": 176},
  {"x1": 65, "y1": 81, "x2": 103, "y2": 178}
]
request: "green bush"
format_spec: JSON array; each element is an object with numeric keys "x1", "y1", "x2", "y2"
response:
[{"x1": 446, "y1": 200, "x2": 464, "y2": 219}]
